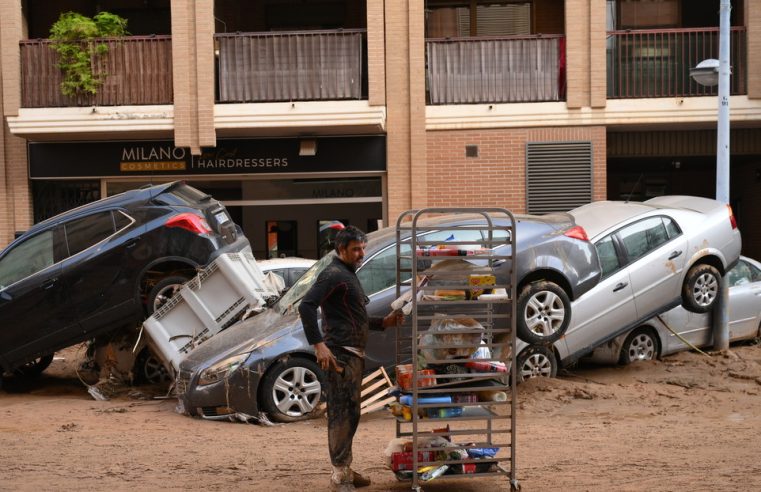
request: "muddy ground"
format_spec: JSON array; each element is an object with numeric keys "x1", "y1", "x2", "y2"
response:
[{"x1": 2, "y1": 341, "x2": 761, "y2": 491}]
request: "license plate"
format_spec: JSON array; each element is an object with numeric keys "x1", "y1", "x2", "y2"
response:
[{"x1": 214, "y1": 211, "x2": 229, "y2": 224}]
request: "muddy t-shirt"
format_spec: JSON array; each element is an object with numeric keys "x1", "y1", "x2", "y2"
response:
[{"x1": 299, "y1": 256, "x2": 383, "y2": 353}]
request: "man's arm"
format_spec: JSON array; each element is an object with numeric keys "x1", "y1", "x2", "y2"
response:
[
  {"x1": 369, "y1": 310, "x2": 405, "y2": 331},
  {"x1": 298, "y1": 275, "x2": 331, "y2": 346}
]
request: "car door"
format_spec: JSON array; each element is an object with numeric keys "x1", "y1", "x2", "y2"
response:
[
  {"x1": 59, "y1": 210, "x2": 141, "y2": 336},
  {"x1": 618, "y1": 216, "x2": 688, "y2": 320},
  {"x1": 726, "y1": 259, "x2": 761, "y2": 339},
  {"x1": 0, "y1": 226, "x2": 75, "y2": 369},
  {"x1": 563, "y1": 234, "x2": 638, "y2": 359}
]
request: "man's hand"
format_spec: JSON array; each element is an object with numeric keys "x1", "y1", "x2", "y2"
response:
[
  {"x1": 314, "y1": 342, "x2": 341, "y2": 373},
  {"x1": 382, "y1": 309, "x2": 405, "y2": 329}
]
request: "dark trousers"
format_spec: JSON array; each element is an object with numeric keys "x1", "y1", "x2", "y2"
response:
[{"x1": 326, "y1": 348, "x2": 364, "y2": 467}]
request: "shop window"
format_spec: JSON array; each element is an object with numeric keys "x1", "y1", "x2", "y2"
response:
[
  {"x1": 267, "y1": 220, "x2": 298, "y2": 258},
  {"x1": 318, "y1": 220, "x2": 347, "y2": 258},
  {"x1": 32, "y1": 180, "x2": 100, "y2": 223}
]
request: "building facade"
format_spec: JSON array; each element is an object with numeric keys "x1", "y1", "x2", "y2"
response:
[{"x1": 1, "y1": 0, "x2": 760, "y2": 260}]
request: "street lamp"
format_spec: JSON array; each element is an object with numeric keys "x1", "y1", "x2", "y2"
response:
[{"x1": 689, "y1": 0, "x2": 731, "y2": 351}]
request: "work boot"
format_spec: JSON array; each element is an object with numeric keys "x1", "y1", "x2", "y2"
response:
[
  {"x1": 329, "y1": 482, "x2": 355, "y2": 492},
  {"x1": 350, "y1": 470, "x2": 371, "y2": 488},
  {"x1": 330, "y1": 465, "x2": 356, "y2": 492}
]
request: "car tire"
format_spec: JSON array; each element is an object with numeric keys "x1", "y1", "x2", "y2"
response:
[
  {"x1": 13, "y1": 354, "x2": 54, "y2": 378},
  {"x1": 260, "y1": 357, "x2": 325, "y2": 423},
  {"x1": 619, "y1": 328, "x2": 659, "y2": 365},
  {"x1": 516, "y1": 345, "x2": 557, "y2": 383},
  {"x1": 147, "y1": 275, "x2": 190, "y2": 315},
  {"x1": 133, "y1": 348, "x2": 172, "y2": 385},
  {"x1": 517, "y1": 281, "x2": 571, "y2": 344},
  {"x1": 682, "y1": 264, "x2": 721, "y2": 313}
]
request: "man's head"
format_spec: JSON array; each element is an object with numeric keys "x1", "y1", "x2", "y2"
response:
[{"x1": 334, "y1": 225, "x2": 367, "y2": 270}]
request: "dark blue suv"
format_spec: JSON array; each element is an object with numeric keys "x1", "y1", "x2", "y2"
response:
[{"x1": 0, "y1": 182, "x2": 250, "y2": 383}]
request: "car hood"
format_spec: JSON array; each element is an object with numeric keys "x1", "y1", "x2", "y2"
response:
[{"x1": 180, "y1": 307, "x2": 301, "y2": 371}]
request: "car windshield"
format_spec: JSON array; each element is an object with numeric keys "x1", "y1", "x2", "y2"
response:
[{"x1": 276, "y1": 252, "x2": 336, "y2": 313}]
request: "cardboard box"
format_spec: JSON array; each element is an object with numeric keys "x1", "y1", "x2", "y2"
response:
[{"x1": 468, "y1": 274, "x2": 496, "y2": 299}]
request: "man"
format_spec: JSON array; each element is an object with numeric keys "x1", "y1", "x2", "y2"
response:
[{"x1": 299, "y1": 225, "x2": 403, "y2": 492}]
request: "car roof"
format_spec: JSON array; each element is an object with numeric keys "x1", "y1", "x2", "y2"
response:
[
  {"x1": 569, "y1": 201, "x2": 656, "y2": 239},
  {"x1": 20, "y1": 182, "x2": 177, "y2": 238}
]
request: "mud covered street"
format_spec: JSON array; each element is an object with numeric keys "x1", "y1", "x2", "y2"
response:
[{"x1": 2, "y1": 342, "x2": 761, "y2": 491}]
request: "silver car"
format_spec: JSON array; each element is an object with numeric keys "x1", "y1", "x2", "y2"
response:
[
  {"x1": 515, "y1": 196, "x2": 743, "y2": 381},
  {"x1": 588, "y1": 256, "x2": 761, "y2": 365}
]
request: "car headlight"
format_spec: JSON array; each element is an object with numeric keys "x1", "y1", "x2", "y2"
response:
[{"x1": 197, "y1": 353, "x2": 250, "y2": 386}]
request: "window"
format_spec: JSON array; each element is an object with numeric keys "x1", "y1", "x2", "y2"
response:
[
  {"x1": 357, "y1": 243, "x2": 412, "y2": 296},
  {"x1": 595, "y1": 235, "x2": 621, "y2": 278},
  {"x1": 618, "y1": 216, "x2": 670, "y2": 262},
  {"x1": 664, "y1": 216, "x2": 681, "y2": 239},
  {"x1": 114, "y1": 210, "x2": 133, "y2": 230},
  {"x1": 65, "y1": 212, "x2": 116, "y2": 257},
  {"x1": 0, "y1": 230, "x2": 55, "y2": 288},
  {"x1": 266, "y1": 220, "x2": 297, "y2": 258},
  {"x1": 728, "y1": 260, "x2": 761, "y2": 287}
]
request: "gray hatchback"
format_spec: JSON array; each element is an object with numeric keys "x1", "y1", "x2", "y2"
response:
[{"x1": 178, "y1": 211, "x2": 601, "y2": 422}]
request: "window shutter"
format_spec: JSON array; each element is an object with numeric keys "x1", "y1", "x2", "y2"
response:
[{"x1": 526, "y1": 141, "x2": 593, "y2": 214}]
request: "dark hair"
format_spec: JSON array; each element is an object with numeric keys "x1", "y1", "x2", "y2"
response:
[{"x1": 334, "y1": 225, "x2": 367, "y2": 252}]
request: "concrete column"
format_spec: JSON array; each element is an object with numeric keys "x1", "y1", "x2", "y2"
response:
[
  {"x1": 589, "y1": 0, "x2": 607, "y2": 108},
  {"x1": 367, "y1": 0, "x2": 386, "y2": 106},
  {"x1": 384, "y1": 0, "x2": 427, "y2": 224},
  {"x1": 747, "y1": 0, "x2": 761, "y2": 98},
  {"x1": 565, "y1": 0, "x2": 591, "y2": 109},
  {"x1": 0, "y1": 0, "x2": 30, "y2": 246},
  {"x1": 171, "y1": 0, "x2": 216, "y2": 155}
]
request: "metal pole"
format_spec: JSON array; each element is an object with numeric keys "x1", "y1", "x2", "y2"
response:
[{"x1": 713, "y1": 0, "x2": 731, "y2": 351}]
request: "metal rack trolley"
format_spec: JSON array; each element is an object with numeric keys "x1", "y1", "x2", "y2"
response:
[{"x1": 393, "y1": 208, "x2": 519, "y2": 491}]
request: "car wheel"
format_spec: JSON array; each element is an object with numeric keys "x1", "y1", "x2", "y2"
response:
[
  {"x1": 619, "y1": 328, "x2": 659, "y2": 365},
  {"x1": 133, "y1": 348, "x2": 172, "y2": 385},
  {"x1": 682, "y1": 264, "x2": 721, "y2": 313},
  {"x1": 517, "y1": 281, "x2": 571, "y2": 344},
  {"x1": 516, "y1": 345, "x2": 557, "y2": 383},
  {"x1": 147, "y1": 275, "x2": 190, "y2": 315},
  {"x1": 13, "y1": 354, "x2": 54, "y2": 378},
  {"x1": 260, "y1": 357, "x2": 325, "y2": 423}
]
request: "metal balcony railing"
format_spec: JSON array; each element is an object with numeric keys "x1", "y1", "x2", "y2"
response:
[
  {"x1": 607, "y1": 27, "x2": 747, "y2": 98},
  {"x1": 215, "y1": 29, "x2": 366, "y2": 103},
  {"x1": 426, "y1": 34, "x2": 566, "y2": 105},
  {"x1": 20, "y1": 35, "x2": 173, "y2": 108}
]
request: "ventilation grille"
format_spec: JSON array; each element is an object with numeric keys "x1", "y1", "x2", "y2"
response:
[{"x1": 527, "y1": 142, "x2": 593, "y2": 214}]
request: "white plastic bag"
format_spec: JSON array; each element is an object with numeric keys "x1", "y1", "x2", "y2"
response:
[{"x1": 419, "y1": 314, "x2": 483, "y2": 363}]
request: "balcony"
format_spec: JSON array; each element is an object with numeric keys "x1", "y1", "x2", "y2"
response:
[
  {"x1": 215, "y1": 29, "x2": 366, "y2": 103},
  {"x1": 20, "y1": 35, "x2": 173, "y2": 108},
  {"x1": 426, "y1": 34, "x2": 566, "y2": 105},
  {"x1": 607, "y1": 27, "x2": 747, "y2": 99}
]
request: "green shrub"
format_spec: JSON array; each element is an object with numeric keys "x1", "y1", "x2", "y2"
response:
[{"x1": 49, "y1": 11, "x2": 129, "y2": 97}]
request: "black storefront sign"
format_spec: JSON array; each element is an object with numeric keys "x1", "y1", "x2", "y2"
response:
[{"x1": 29, "y1": 136, "x2": 386, "y2": 179}]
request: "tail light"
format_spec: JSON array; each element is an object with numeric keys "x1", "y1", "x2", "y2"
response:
[
  {"x1": 166, "y1": 213, "x2": 212, "y2": 234},
  {"x1": 727, "y1": 205, "x2": 737, "y2": 230},
  {"x1": 564, "y1": 225, "x2": 589, "y2": 241}
]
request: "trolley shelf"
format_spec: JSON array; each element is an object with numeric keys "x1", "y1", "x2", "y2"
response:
[{"x1": 391, "y1": 207, "x2": 519, "y2": 491}]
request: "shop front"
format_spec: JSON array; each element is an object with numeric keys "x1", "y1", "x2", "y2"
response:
[{"x1": 29, "y1": 136, "x2": 386, "y2": 259}]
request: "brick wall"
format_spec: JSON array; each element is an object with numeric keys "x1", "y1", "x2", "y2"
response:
[
  {"x1": 171, "y1": 0, "x2": 215, "y2": 154},
  {"x1": 426, "y1": 126, "x2": 607, "y2": 213},
  {"x1": 385, "y1": 0, "x2": 427, "y2": 223},
  {"x1": 748, "y1": 0, "x2": 761, "y2": 99},
  {"x1": 0, "y1": 0, "x2": 30, "y2": 247},
  {"x1": 564, "y1": 0, "x2": 590, "y2": 109},
  {"x1": 367, "y1": 0, "x2": 385, "y2": 106}
]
